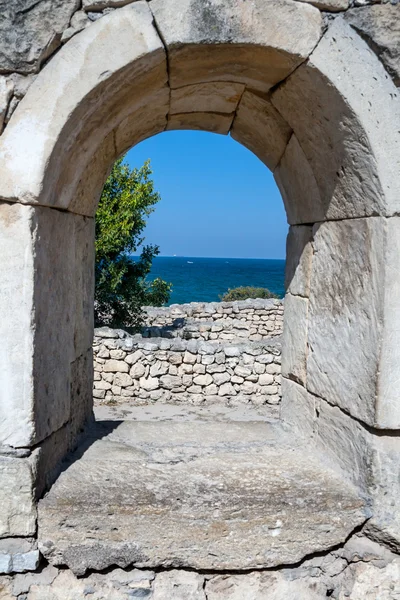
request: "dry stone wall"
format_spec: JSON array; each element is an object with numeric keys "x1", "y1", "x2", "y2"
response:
[
  {"x1": 143, "y1": 298, "x2": 283, "y2": 341},
  {"x1": 93, "y1": 300, "x2": 283, "y2": 406}
]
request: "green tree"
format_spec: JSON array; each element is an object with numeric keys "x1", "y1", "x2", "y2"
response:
[
  {"x1": 95, "y1": 157, "x2": 171, "y2": 330},
  {"x1": 220, "y1": 286, "x2": 280, "y2": 302}
]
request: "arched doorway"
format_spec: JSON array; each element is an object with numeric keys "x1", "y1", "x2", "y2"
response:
[{"x1": 0, "y1": 0, "x2": 399, "y2": 574}]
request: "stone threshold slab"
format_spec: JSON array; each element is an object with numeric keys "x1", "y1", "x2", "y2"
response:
[{"x1": 38, "y1": 420, "x2": 368, "y2": 576}]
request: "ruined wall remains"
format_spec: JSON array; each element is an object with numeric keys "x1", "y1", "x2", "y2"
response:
[
  {"x1": 93, "y1": 300, "x2": 283, "y2": 406},
  {"x1": 143, "y1": 298, "x2": 283, "y2": 341}
]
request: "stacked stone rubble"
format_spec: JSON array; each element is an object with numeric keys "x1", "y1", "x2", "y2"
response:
[
  {"x1": 93, "y1": 335, "x2": 281, "y2": 408},
  {"x1": 143, "y1": 298, "x2": 283, "y2": 341}
]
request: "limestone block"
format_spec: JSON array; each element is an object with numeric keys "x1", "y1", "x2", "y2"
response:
[
  {"x1": 170, "y1": 82, "x2": 244, "y2": 115},
  {"x1": 272, "y1": 18, "x2": 400, "y2": 221},
  {"x1": 281, "y1": 294, "x2": 308, "y2": 386},
  {"x1": 316, "y1": 399, "x2": 373, "y2": 491},
  {"x1": 206, "y1": 571, "x2": 326, "y2": 599},
  {"x1": 285, "y1": 225, "x2": 313, "y2": 297},
  {"x1": 83, "y1": 0, "x2": 137, "y2": 10},
  {"x1": 37, "y1": 420, "x2": 367, "y2": 574},
  {"x1": 126, "y1": 350, "x2": 144, "y2": 365},
  {"x1": 219, "y1": 383, "x2": 236, "y2": 396},
  {"x1": 73, "y1": 216, "x2": 95, "y2": 356},
  {"x1": 0, "y1": 203, "x2": 35, "y2": 447},
  {"x1": 0, "y1": 77, "x2": 13, "y2": 134},
  {"x1": 231, "y1": 91, "x2": 292, "y2": 171},
  {"x1": 281, "y1": 378, "x2": 316, "y2": 440},
  {"x1": 0, "y1": 538, "x2": 39, "y2": 574},
  {"x1": 61, "y1": 11, "x2": 90, "y2": 43},
  {"x1": 0, "y1": 457, "x2": 36, "y2": 538},
  {"x1": 114, "y1": 373, "x2": 133, "y2": 388},
  {"x1": 130, "y1": 363, "x2": 146, "y2": 379},
  {"x1": 344, "y1": 5, "x2": 400, "y2": 87},
  {"x1": 150, "y1": 0, "x2": 322, "y2": 91},
  {"x1": 0, "y1": 3, "x2": 167, "y2": 212},
  {"x1": 0, "y1": 204, "x2": 80, "y2": 447},
  {"x1": 0, "y1": 0, "x2": 79, "y2": 74},
  {"x1": 114, "y1": 87, "x2": 169, "y2": 158},
  {"x1": 160, "y1": 375, "x2": 182, "y2": 389},
  {"x1": 274, "y1": 134, "x2": 322, "y2": 225},
  {"x1": 342, "y1": 560, "x2": 400, "y2": 600},
  {"x1": 193, "y1": 374, "x2": 213, "y2": 387},
  {"x1": 68, "y1": 132, "x2": 116, "y2": 217},
  {"x1": 103, "y1": 360, "x2": 129, "y2": 373},
  {"x1": 153, "y1": 570, "x2": 205, "y2": 600},
  {"x1": 364, "y1": 435, "x2": 400, "y2": 549},
  {"x1": 307, "y1": 217, "x2": 400, "y2": 428},
  {"x1": 259, "y1": 373, "x2": 274, "y2": 386},
  {"x1": 297, "y1": 0, "x2": 349, "y2": 10},
  {"x1": 167, "y1": 112, "x2": 233, "y2": 135},
  {"x1": 212, "y1": 372, "x2": 230, "y2": 386}
]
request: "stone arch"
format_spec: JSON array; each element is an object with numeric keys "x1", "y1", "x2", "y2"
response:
[{"x1": 0, "y1": 0, "x2": 400, "y2": 556}]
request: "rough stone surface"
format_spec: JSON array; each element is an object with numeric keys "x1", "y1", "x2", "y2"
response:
[
  {"x1": 0, "y1": 0, "x2": 80, "y2": 74},
  {"x1": 152, "y1": 570, "x2": 205, "y2": 600},
  {"x1": 297, "y1": 0, "x2": 349, "y2": 10},
  {"x1": 0, "y1": 539, "x2": 39, "y2": 575},
  {"x1": 83, "y1": 0, "x2": 137, "y2": 10},
  {"x1": 0, "y1": 3, "x2": 167, "y2": 212},
  {"x1": 0, "y1": 457, "x2": 36, "y2": 538},
  {"x1": 170, "y1": 82, "x2": 244, "y2": 115},
  {"x1": 272, "y1": 18, "x2": 400, "y2": 221},
  {"x1": 38, "y1": 420, "x2": 367, "y2": 575},
  {"x1": 150, "y1": 0, "x2": 323, "y2": 91},
  {"x1": 274, "y1": 134, "x2": 322, "y2": 225},
  {"x1": 93, "y1": 301, "x2": 283, "y2": 406},
  {"x1": 281, "y1": 294, "x2": 308, "y2": 386},
  {"x1": 231, "y1": 91, "x2": 292, "y2": 171},
  {"x1": 167, "y1": 112, "x2": 233, "y2": 135},
  {"x1": 285, "y1": 225, "x2": 313, "y2": 297},
  {"x1": 344, "y1": 5, "x2": 400, "y2": 87},
  {"x1": 1, "y1": 543, "x2": 400, "y2": 598},
  {"x1": 306, "y1": 217, "x2": 400, "y2": 428},
  {"x1": 0, "y1": 77, "x2": 13, "y2": 133}
]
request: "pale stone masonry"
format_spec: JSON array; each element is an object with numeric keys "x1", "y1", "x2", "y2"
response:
[
  {"x1": 1, "y1": 0, "x2": 400, "y2": 597},
  {"x1": 143, "y1": 298, "x2": 283, "y2": 340},
  {"x1": 93, "y1": 300, "x2": 283, "y2": 406}
]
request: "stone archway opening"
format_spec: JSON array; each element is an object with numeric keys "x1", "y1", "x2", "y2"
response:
[
  {"x1": 0, "y1": 0, "x2": 399, "y2": 583},
  {"x1": 92, "y1": 128, "x2": 287, "y2": 417}
]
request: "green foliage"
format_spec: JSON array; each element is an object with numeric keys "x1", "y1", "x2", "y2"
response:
[
  {"x1": 220, "y1": 286, "x2": 280, "y2": 302},
  {"x1": 95, "y1": 157, "x2": 171, "y2": 329}
]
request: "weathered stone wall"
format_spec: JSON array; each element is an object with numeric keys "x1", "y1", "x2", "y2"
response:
[
  {"x1": 1, "y1": 0, "x2": 400, "y2": 592},
  {"x1": 142, "y1": 298, "x2": 283, "y2": 341},
  {"x1": 93, "y1": 325, "x2": 282, "y2": 407},
  {"x1": 93, "y1": 300, "x2": 283, "y2": 406},
  {"x1": 2, "y1": 535, "x2": 400, "y2": 599}
]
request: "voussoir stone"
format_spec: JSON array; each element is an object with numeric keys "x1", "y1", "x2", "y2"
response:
[
  {"x1": 285, "y1": 225, "x2": 313, "y2": 297},
  {"x1": 231, "y1": 91, "x2": 292, "y2": 171},
  {"x1": 170, "y1": 82, "x2": 244, "y2": 115},
  {"x1": 0, "y1": 0, "x2": 80, "y2": 74},
  {"x1": 344, "y1": 5, "x2": 400, "y2": 87},
  {"x1": 150, "y1": 0, "x2": 323, "y2": 91}
]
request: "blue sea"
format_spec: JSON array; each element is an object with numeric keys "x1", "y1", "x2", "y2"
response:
[{"x1": 146, "y1": 256, "x2": 286, "y2": 305}]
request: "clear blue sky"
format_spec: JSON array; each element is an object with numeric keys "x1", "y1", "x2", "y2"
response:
[{"x1": 126, "y1": 130, "x2": 287, "y2": 259}]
